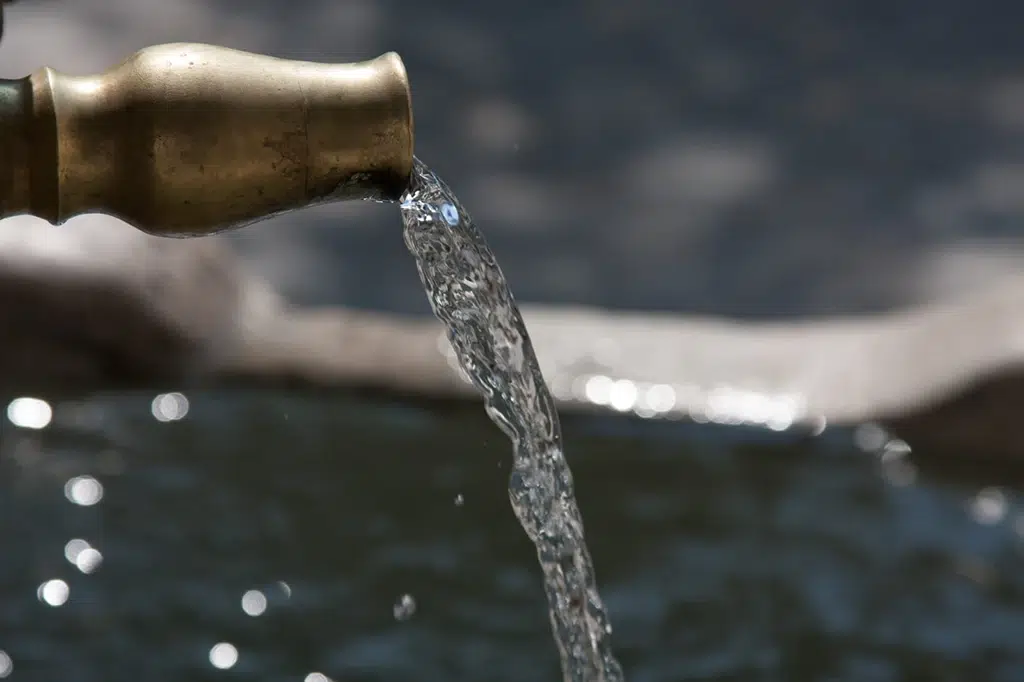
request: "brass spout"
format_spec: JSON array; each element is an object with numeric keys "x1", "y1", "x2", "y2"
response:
[{"x1": 0, "y1": 43, "x2": 414, "y2": 236}]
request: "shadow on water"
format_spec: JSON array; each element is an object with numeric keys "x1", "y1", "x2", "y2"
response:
[{"x1": 1, "y1": 390, "x2": 1024, "y2": 681}]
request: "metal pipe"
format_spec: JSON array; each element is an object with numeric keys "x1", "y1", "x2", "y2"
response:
[{"x1": 0, "y1": 43, "x2": 414, "y2": 236}]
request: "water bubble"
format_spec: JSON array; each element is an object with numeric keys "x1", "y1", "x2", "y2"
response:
[
  {"x1": 854, "y1": 423, "x2": 888, "y2": 452},
  {"x1": 277, "y1": 581, "x2": 292, "y2": 598},
  {"x1": 75, "y1": 547, "x2": 103, "y2": 574},
  {"x1": 241, "y1": 589, "x2": 267, "y2": 617},
  {"x1": 454, "y1": 493, "x2": 465, "y2": 507},
  {"x1": 883, "y1": 439, "x2": 912, "y2": 457},
  {"x1": 64, "y1": 538, "x2": 91, "y2": 564},
  {"x1": 37, "y1": 579, "x2": 69, "y2": 607},
  {"x1": 64, "y1": 475, "x2": 103, "y2": 506},
  {"x1": 6, "y1": 397, "x2": 52, "y2": 429},
  {"x1": 644, "y1": 384, "x2": 677, "y2": 414},
  {"x1": 765, "y1": 409, "x2": 795, "y2": 432},
  {"x1": 393, "y1": 594, "x2": 417, "y2": 621},
  {"x1": 970, "y1": 487, "x2": 1008, "y2": 525},
  {"x1": 305, "y1": 674, "x2": 333, "y2": 682},
  {"x1": 209, "y1": 643, "x2": 238, "y2": 669},
  {"x1": 440, "y1": 203, "x2": 460, "y2": 226},
  {"x1": 583, "y1": 375, "x2": 613, "y2": 405},
  {"x1": 0, "y1": 650, "x2": 11, "y2": 678},
  {"x1": 608, "y1": 379, "x2": 638, "y2": 412},
  {"x1": 151, "y1": 392, "x2": 189, "y2": 422}
]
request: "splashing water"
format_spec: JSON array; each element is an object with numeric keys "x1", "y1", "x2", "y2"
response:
[{"x1": 400, "y1": 158, "x2": 624, "y2": 682}]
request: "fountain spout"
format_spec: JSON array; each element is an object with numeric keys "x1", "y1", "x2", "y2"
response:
[{"x1": 0, "y1": 43, "x2": 414, "y2": 236}]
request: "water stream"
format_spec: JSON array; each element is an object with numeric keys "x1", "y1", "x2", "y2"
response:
[{"x1": 399, "y1": 158, "x2": 625, "y2": 682}]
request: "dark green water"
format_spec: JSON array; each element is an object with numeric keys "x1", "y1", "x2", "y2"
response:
[{"x1": 1, "y1": 391, "x2": 1024, "y2": 681}]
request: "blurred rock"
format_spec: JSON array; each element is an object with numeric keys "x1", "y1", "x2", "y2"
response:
[
  {"x1": 0, "y1": 215, "x2": 283, "y2": 394},
  {"x1": 0, "y1": 215, "x2": 1022, "y2": 462}
]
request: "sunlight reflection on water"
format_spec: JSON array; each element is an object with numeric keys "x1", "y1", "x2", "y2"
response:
[
  {"x1": 64, "y1": 475, "x2": 103, "y2": 506},
  {"x1": 6, "y1": 397, "x2": 52, "y2": 430},
  {"x1": 36, "y1": 579, "x2": 69, "y2": 607},
  {"x1": 2, "y1": 391, "x2": 1024, "y2": 680},
  {"x1": 437, "y1": 334, "x2": 816, "y2": 434},
  {"x1": 151, "y1": 392, "x2": 190, "y2": 423},
  {"x1": 209, "y1": 642, "x2": 238, "y2": 670},
  {"x1": 242, "y1": 589, "x2": 268, "y2": 617}
]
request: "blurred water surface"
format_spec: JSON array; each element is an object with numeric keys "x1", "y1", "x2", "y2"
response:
[{"x1": 0, "y1": 392, "x2": 1023, "y2": 681}]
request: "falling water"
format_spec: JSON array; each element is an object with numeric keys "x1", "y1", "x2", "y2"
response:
[{"x1": 400, "y1": 158, "x2": 624, "y2": 682}]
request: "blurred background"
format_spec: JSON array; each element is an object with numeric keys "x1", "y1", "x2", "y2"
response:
[
  {"x1": 4, "y1": 0, "x2": 1024, "y2": 317},
  {"x1": 2, "y1": 1, "x2": 1024, "y2": 681}
]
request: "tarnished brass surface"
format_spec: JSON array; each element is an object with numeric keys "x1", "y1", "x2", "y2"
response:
[{"x1": 0, "y1": 43, "x2": 414, "y2": 236}]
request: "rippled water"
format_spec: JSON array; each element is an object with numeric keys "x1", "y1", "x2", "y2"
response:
[
  {"x1": 3, "y1": 392, "x2": 1024, "y2": 682},
  {"x1": 400, "y1": 158, "x2": 623, "y2": 681}
]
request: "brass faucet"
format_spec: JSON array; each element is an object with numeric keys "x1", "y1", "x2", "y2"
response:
[{"x1": 0, "y1": 42, "x2": 414, "y2": 236}]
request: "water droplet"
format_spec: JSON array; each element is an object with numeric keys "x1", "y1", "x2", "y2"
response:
[
  {"x1": 608, "y1": 379, "x2": 638, "y2": 412},
  {"x1": 64, "y1": 538, "x2": 91, "y2": 564},
  {"x1": 393, "y1": 594, "x2": 417, "y2": 621},
  {"x1": 64, "y1": 475, "x2": 103, "y2": 506},
  {"x1": 305, "y1": 674, "x2": 333, "y2": 682},
  {"x1": 6, "y1": 397, "x2": 51, "y2": 429},
  {"x1": 854, "y1": 423, "x2": 888, "y2": 452},
  {"x1": 970, "y1": 487, "x2": 1008, "y2": 525},
  {"x1": 75, "y1": 547, "x2": 103, "y2": 574},
  {"x1": 37, "y1": 579, "x2": 69, "y2": 607},
  {"x1": 584, "y1": 375, "x2": 614, "y2": 405},
  {"x1": 441, "y1": 203, "x2": 460, "y2": 226},
  {"x1": 644, "y1": 384, "x2": 677, "y2": 413},
  {"x1": 883, "y1": 439, "x2": 912, "y2": 457},
  {"x1": 151, "y1": 392, "x2": 189, "y2": 422},
  {"x1": 454, "y1": 493, "x2": 465, "y2": 507},
  {"x1": 0, "y1": 650, "x2": 11, "y2": 678},
  {"x1": 209, "y1": 643, "x2": 238, "y2": 669},
  {"x1": 241, "y1": 589, "x2": 267, "y2": 617}
]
